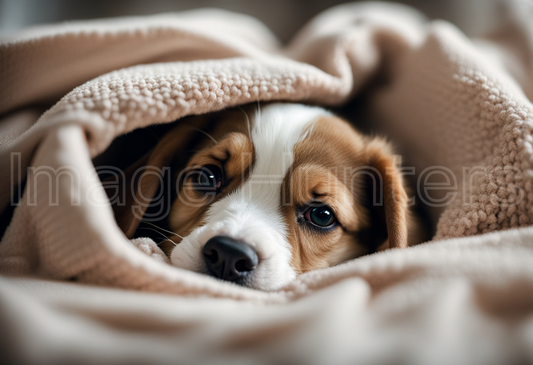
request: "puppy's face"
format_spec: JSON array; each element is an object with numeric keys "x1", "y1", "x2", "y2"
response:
[
  {"x1": 112, "y1": 103, "x2": 414, "y2": 291},
  {"x1": 166, "y1": 104, "x2": 411, "y2": 291}
]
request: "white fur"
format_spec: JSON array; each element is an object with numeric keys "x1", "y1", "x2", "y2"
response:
[{"x1": 170, "y1": 103, "x2": 331, "y2": 291}]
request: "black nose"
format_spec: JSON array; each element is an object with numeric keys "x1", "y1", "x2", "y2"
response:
[{"x1": 203, "y1": 236, "x2": 258, "y2": 282}]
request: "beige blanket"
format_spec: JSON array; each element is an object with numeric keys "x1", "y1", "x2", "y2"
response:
[{"x1": 1, "y1": 2, "x2": 533, "y2": 364}]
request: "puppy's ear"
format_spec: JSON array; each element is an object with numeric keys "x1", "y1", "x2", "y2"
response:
[
  {"x1": 106, "y1": 118, "x2": 209, "y2": 238},
  {"x1": 361, "y1": 138, "x2": 409, "y2": 250}
]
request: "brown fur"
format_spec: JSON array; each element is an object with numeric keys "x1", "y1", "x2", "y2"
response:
[
  {"x1": 169, "y1": 131, "x2": 254, "y2": 238},
  {"x1": 108, "y1": 106, "x2": 254, "y2": 239},
  {"x1": 283, "y1": 116, "x2": 415, "y2": 274}
]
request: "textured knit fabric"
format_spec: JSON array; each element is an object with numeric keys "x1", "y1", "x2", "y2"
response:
[{"x1": 1, "y1": 2, "x2": 533, "y2": 364}]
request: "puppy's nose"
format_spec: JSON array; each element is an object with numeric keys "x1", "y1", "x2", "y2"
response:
[{"x1": 203, "y1": 236, "x2": 258, "y2": 282}]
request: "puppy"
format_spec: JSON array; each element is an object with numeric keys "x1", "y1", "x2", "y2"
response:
[{"x1": 109, "y1": 103, "x2": 420, "y2": 291}]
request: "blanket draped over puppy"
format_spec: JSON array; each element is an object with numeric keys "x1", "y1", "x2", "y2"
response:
[{"x1": 1, "y1": 2, "x2": 533, "y2": 364}]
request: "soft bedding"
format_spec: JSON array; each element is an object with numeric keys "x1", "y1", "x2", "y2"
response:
[{"x1": 1, "y1": 2, "x2": 533, "y2": 364}]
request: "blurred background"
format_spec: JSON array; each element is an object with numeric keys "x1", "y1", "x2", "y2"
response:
[{"x1": 0, "y1": 0, "x2": 514, "y2": 42}]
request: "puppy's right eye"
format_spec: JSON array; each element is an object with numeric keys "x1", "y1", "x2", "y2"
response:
[{"x1": 193, "y1": 165, "x2": 223, "y2": 193}]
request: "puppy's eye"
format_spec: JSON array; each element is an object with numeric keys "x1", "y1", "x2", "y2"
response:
[
  {"x1": 304, "y1": 205, "x2": 336, "y2": 228},
  {"x1": 194, "y1": 165, "x2": 223, "y2": 192}
]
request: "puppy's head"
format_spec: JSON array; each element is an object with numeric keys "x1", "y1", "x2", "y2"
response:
[{"x1": 112, "y1": 103, "x2": 417, "y2": 291}]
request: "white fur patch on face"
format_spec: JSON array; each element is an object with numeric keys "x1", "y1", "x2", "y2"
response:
[{"x1": 170, "y1": 103, "x2": 331, "y2": 290}]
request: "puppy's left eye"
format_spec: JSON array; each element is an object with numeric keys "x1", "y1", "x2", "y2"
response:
[{"x1": 304, "y1": 205, "x2": 336, "y2": 228}]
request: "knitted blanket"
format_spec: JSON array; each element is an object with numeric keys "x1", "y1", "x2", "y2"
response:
[{"x1": 1, "y1": 2, "x2": 533, "y2": 364}]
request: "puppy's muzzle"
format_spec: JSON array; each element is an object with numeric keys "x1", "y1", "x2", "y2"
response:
[{"x1": 203, "y1": 236, "x2": 258, "y2": 283}]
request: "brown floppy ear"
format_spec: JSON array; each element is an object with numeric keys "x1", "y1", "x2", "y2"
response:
[
  {"x1": 363, "y1": 138, "x2": 409, "y2": 249},
  {"x1": 105, "y1": 117, "x2": 210, "y2": 238}
]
